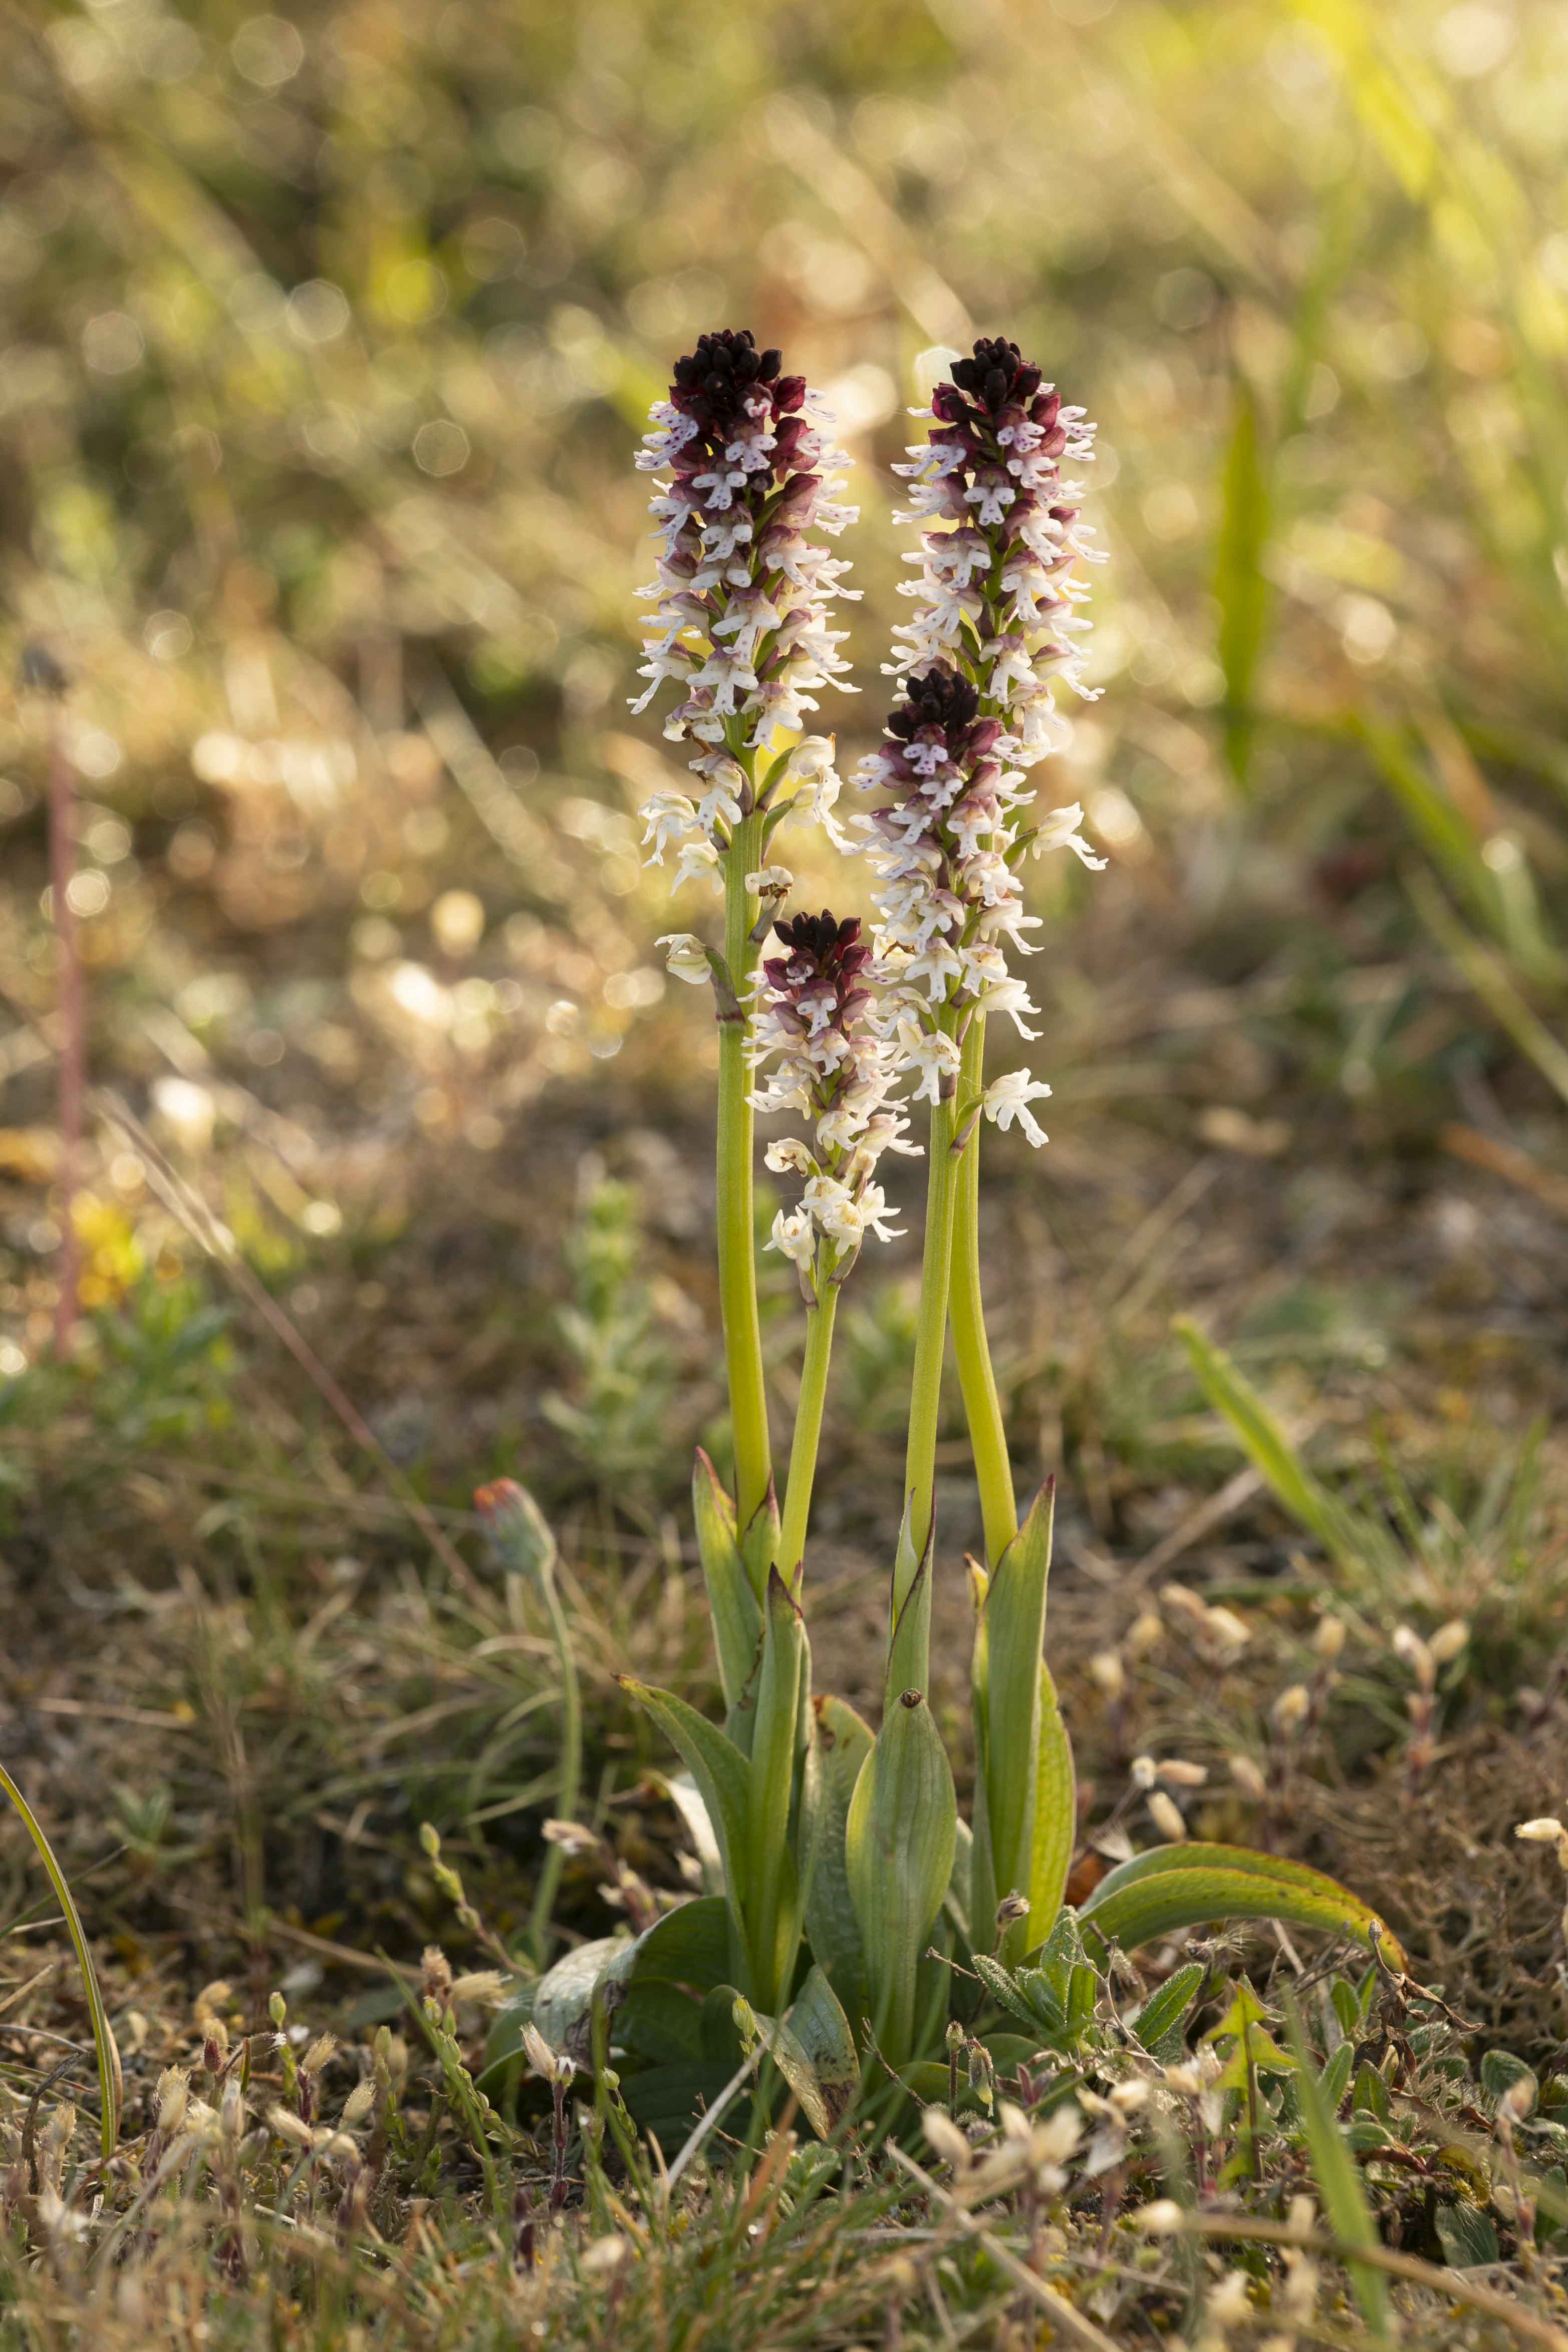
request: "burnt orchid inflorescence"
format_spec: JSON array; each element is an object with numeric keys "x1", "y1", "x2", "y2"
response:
[
  {"x1": 575, "y1": 326, "x2": 1401, "y2": 2108},
  {"x1": 632, "y1": 327, "x2": 857, "y2": 891},
  {"x1": 750, "y1": 910, "x2": 914, "y2": 1286}
]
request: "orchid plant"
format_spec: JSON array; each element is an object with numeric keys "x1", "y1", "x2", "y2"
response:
[{"x1": 492, "y1": 329, "x2": 1402, "y2": 2140}]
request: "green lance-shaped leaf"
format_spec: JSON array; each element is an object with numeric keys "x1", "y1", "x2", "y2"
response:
[
  {"x1": 885, "y1": 1498, "x2": 934, "y2": 1713},
  {"x1": 691, "y1": 1449, "x2": 764, "y2": 1746},
  {"x1": 1027, "y1": 1662, "x2": 1076, "y2": 1934},
  {"x1": 845, "y1": 1688, "x2": 957, "y2": 2070},
  {"x1": 977, "y1": 1482, "x2": 1055, "y2": 1955},
  {"x1": 743, "y1": 1570, "x2": 808, "y2": 2014},
  {"x1": 1078, "y1": 1841, "x2": 1406, "y2": 1971},
  {"x1": 742, "y1": 1966, "x2": 860, "y2": 2141},
  {"x1": 1283, "y1": 1993, "x2": 1392, "y2": 2343},
  {"x1": 620, "y1": 1678, "x2": 756, "y2": 1994},
  {"x1": 803, "y1": 1693, "x2": 875, "y2": 2026},
  {"x1": 966, "y1": 1559, "x2": 996, "y2": 1951}
]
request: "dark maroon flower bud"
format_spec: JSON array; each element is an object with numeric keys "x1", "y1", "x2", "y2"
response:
[
  {"x1": 885, "y1": 664, "x2": 981, "y2": 744},
  {"x1": 773, "y1": 374, "x2": 807, "y2": 413}
]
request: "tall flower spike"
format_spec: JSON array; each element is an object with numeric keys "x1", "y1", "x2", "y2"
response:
[
  {"x1": 858, "y1": 339, "x2": 1109, "y2": 1138},
  {"x1": 749, "y1": 910, "x2": 918, "y2": 1299},
  {"x1": 632, "y1": 329, "x2": 859, "y2": 879}
]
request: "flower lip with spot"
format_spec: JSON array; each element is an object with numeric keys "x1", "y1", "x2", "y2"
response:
[{"x1": 981, "y1": 1068, "x2": 1052, "y2": 1146}]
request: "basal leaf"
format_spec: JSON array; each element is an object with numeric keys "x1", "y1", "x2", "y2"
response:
[
  {"x1": 1078, "y1": 1841, "x2": 1406, "y2": 1969},
  {"x1": 845, "y1": 1689, "x2": 956, "y2": 2066},
  {"x1": 803, "y1": 1693, "x2": 874, "y2": 2026}
]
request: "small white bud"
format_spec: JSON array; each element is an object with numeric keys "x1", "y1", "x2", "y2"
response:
[
  {"x1": 1227, "y1": 1752, "x2": 1268, "y2": 1799},
  {"x1": 1109, "y1": 2079, "x2": 1150, "y2": 2114},
  {"x1": 1127, "y1": 1610, "x2": 1164, "y2": 1657},
  {"x1": 1515, "y1": 1816, "x2": 1568, "y2": 1846},
  {"x1": 1130, "y1": 1754, "x2": 1157, "y2": 1790},
  {"x1": 1155, "y1": 1758, "x2": 1208, "y2": 1788},
  {"x1": 267, "y1": 2105, "x2": 317, "y2": 2150},
  {"x1": 745, "y1": 865, "x2": 793, "y2": 895},
  {"x1": 1204, "y1": 1607, "x2": 1250, "y2": 1655},
  {"x1": 582, "y1": 2235, "x2": 631, "y2": 2275}
]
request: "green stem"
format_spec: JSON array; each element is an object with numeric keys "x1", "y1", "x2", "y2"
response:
[
  {"x1": 718, "y1": 811, "x2": 772, "y2": 1526},
  {"x1": 776, "y1": 1282, "x2": 838, "y2": 1596},
  {"x1": 950, "y1": 1014, "x2": 1018, "y2": 1567},
  {"x1": 527, "y1": 1553, "x2": 582, "y2": 1964},
  {"x1": 899, "y1": 1067, "x2": 959, "y2": 1609}
]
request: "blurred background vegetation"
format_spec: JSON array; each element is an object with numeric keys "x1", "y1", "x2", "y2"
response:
[{"x1": 0, "y1": 0, "x2": 1566, "y2": 2020}]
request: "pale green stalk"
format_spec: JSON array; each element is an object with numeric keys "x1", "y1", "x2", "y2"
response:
[
  {"x1": 777, "y1": 1283, "x2": 838, "y2": 1595},
  {"x1": 949, "y1": 1012, "x2": 1017, "y2": 1567},
  {"x1": 718, "y1": 804, "x2": 772, "y2": 1525},
  {"x1": 898, "y1": 1039, "x2": 960, "y2": 1611}
]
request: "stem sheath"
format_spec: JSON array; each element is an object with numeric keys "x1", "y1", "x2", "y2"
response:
[
  {"x1": 950, "y1": 1014, "x2": 1017, "y2": 1566},
  {"x1": 718, "y1": 812, "x2": 772, "y2": 1525}
]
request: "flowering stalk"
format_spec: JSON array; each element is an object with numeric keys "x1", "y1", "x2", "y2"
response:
[
  {"x1": 750, "y1": 910, "x2": 914, "y2": 1588},
  {"x1": 633, "y1": 327, "x2": 858, "y2": 1525},
  {"x1": 874, "y1": 339, "x2": 1107, "y2": 1565}
]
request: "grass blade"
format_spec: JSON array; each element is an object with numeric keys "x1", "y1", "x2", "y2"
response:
[
  {"x1": 1283, "y1": 1993, "x2": 1391, "y2": 2342},
  {"x1": 0, "y1": 1762, "x2": 121, "y2": 2158}
]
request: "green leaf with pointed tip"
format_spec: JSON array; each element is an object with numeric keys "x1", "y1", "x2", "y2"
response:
[
  {"x1": 1078, "y1": 1841, "x2": 1405, "y2": 1969},
  {"x1": 1130, "y1": 1961, "x2": 1207, "y2": 2056},
  {"x1": 692, "y1": 1450, "x2": 764, "y2": 1739},
  {"x1": 624, "y1": 1895, "x2": 731, "y2": 1997},
  {"x1": 621, "y1": 2060, "x2": 747, "y2": 2153},
  {"x1": 845, "y1": 1688, "x2": 957, "y2": 2067},
  {"x1": 967, "y1": 1560, "x2": 997, "y2": 1953},
  {"x1": 1028, "y1": 1663, "x2": 1076, "y2": 1936},
  {"x1": 751, "y1": 1966, "x2": 860, "y2": 2140},
  {"x1": 621, "y1": 1678, "x2": 755, "y2": 1989},
  {"x1": 803, "y1": 1694, "x2": 874, "y2": 2026},
  {"x1": 1283, "y1": 1995, "x2": 1391, "y2": 2343},
  {"x1": 744, "y1": 1571, "x2": 807, "y2": 2012},
  {"x1": 981, "y1": 1483, "x2": 1055, "y2": 1925},
  {"x1": 885, "y1": 1504, "x2": 934, "y2": 1711}
]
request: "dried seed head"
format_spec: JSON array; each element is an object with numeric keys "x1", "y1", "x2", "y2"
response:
[
  {"x1": 302, "y1": 2035, "x2": 338, "y2": 2079},
  {"x1": 1089, "y1": 1649, "x2": 1126, "y2": 1700},
  {"x1": 341, "y1": 2080, "x2": 377, "y2": 2128},
  {"x1": 449, "y1": 1971, "x2": 508, "y2": 2007},
  {"x1": 1155, "y1": 1757, "x2": 1208, "y2": 1788},
  {"x1": 922, "y1": 2107, "x2": 972, "y2": 2171},
  {"x1": 1499, "y1": 2074, "x2": 1537, "y2": 2123},
  {"x1": 1203, "y1": 1607, "x2": 1251, "y2": 1658},
  {"x1": 1392, "y1": 1624, "x2": 1436, "y2": 1690},
  {"x1": 268, "y1": 2105, "x2": 317, "y2": 2151},
  {"x1": 1429, "y1": 1617, "x2": 1470, "y2": 1665},
  {"x1": 1127, "y1": 1609, "x2": 1164, "y2": 1657},
  {"x1": 542, "y1": 1817, "x2": 601, "y2": 1855},
  {"x1": 1138, "y1": 2199, "x2": 1186, "y2": 2234},
  {"x1": 1148, "y1": 1791, "x2": 1187, "y2": 1843},
  {"x1": 1163, "y1": 2062, "x2": 1202, "y2": 2096},
  {"x1": 582, "y1": 2235, "x2": 631, "y2": 2277},
  {"x1": 420, "y1": 1947, "x2": 454, "y2": 2009},
  {"x1": 994, "y1": 1890, "x2": 1031, "y2": 1930},
  {"x1": 193, "y1": 1980, "x2": 232, "y2": 2031},
  {"x1": 1312, "y1": 1615, "x2": 1347, "y2": 1662},
  {"x1": 1108, "y1": 2079, "x2": 1149, "y2": 2115},
  {"x1": 155, "y1": 2066, "x2": 190, "y2": 2134},
  {"x1": 1227, "y1": 1753, "x2": 1268, "y2": 1799},
  {"x1": 1130, "y1": 1754, "x2": 1157, "y2": 1790},
  {"x1": 1271, "y1": 1683, "x2": 1311, "y2": 1734}
]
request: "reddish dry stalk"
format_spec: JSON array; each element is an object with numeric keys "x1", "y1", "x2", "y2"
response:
[{"x1": 47, "y1": 706, "x2": 85, "y2": 1355}]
